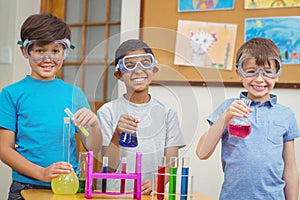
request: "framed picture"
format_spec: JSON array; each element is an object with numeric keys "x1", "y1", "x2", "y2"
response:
[
  {"x1": 178, "y1": 0, "x2": 235, "y2": 12},
  {"x1": 245, "y1": 0, "x2": 300, "y2": 9},
  {"x1": 245, "y1": 16, "x2": 300, "y2": 64},
  {"x1": 174, "y1": 20, "x2": 237, "y2": 70}
]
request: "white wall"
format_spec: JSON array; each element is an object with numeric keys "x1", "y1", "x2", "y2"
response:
[{"x1": 0, "y1": 0, "x2": 40, "y2": 199}]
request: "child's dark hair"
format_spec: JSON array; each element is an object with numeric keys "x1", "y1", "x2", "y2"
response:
[
  {"x1": 115, "y1": 39, "x2": 154, "y2": 65},
  {"x1": 236, "y1": 37, "x2": 281, "y2": 68},
  {"x1": 20, "y1": 13, "x2": 71, "y2": 44}
]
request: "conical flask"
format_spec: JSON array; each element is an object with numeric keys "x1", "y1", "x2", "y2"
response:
[
  {"x1": 51, "y1": 117, "x2": 79, "y2": 194},
  {"x1": 228, "y1": 98, "x2": 252, "y2": 138}
]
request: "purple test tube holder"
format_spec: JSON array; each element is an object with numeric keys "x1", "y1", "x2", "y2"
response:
[{"x1": 85, "y1": 151, "x2": 142, "y2": 199}]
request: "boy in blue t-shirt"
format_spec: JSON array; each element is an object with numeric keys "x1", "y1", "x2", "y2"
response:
[
  {"x1": 196, "y1": 37, "x2": 300, "y2": 199},
  {"x1": 0, "y1": 13, "x2": 102, "y2": 200}
]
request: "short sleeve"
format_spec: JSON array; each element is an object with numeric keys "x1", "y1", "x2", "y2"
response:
[
  {"x1": 0, "y1": 88, "x2": 17, "y2": 132},
  {"x1": 97, "y1": 103, "x2": 114, "y2": 146},
  {"x1": 165, "y1": 107, "x2": 186, "y2": 149}
]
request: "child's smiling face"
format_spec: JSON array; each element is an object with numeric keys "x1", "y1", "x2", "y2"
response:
[{"x1": 115, "y1": 49, "x2": 158, "y2": 94}]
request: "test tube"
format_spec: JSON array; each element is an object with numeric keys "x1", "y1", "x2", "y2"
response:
[
  {"x1": 157, "y1": 156, "x2": 166, "y2": 200},
  {"x1": 120, "y1": 157, "x2": 127, "y2": 193},
  {"x1": 102, "y1": 157, "x2": 108, "y2": 193},
  {"x1": 62, "y1": 117, "x2": 71, "y2": 163},
  {"x1": 64, "y1": 108, "x2": 89, "y2": 136},
  {"x1": 169, "y1": 157, "x2": 177, "y2": 200},
  {"x1": 180, "y1": 157, "x2": 190, "y2": 200}
]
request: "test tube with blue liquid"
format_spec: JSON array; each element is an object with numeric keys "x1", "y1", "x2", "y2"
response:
[
  {"x1": 101, "y1": 157, "x2": 108, "y2": 192},
  {"x1": 180, "y1": 157, "x2": 190, "y2": 200}
]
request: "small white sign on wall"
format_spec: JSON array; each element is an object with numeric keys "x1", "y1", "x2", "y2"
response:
[{"x1": 0, "y1": 47, "x2": 12, "y2": 64}]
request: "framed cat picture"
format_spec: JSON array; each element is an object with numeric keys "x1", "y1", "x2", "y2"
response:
[{"x1": 174, "y1": 20, "x2": 237, "y2": 70}]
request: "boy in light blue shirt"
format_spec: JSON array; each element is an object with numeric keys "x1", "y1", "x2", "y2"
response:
[{"x1": 196, "y1": 37, "x2": 300, "y2": 200}]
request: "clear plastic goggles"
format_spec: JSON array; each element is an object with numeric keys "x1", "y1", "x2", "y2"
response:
[
  {"x1": 237, "y1": 56, "x2": 282, "y2": 79},
  {"x1": 116, "y1": 53, "x2": 157, "y2": 73},
  {"x1": 21, "y1": 38, "x2": 72, "y2": 63}
]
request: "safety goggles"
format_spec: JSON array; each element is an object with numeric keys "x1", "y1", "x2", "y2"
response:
[
  {"x1": 18, "y1": 38, "x2": 74, "y2": 63},
  {"x1": 237, "y1": 56, "x2": 282, "y2": 79},
  {"x1": 116, "y1": 53, "x2": 157, "y2": 73}
]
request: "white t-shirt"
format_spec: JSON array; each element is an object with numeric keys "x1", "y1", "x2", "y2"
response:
[{"x1": 96, "y1": 95, "x2": 185, "y2": 190}]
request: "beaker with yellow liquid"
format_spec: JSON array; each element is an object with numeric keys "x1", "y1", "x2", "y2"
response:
[{"x1": 51, "y1": 117, "x2": 79, "y2": 194}]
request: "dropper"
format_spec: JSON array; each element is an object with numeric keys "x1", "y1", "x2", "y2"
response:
[{"x1": 64, "y1": 108, "x2": 90, "y2": 136}]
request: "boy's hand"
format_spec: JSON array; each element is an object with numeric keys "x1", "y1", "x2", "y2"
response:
[
  {"x1": 225, "y1": 99, "x2": 252, "y2": 122},
  {"x1": 116, "y1": 114, "x2": 140, "y2": 135},
  {"x1": 40, "y1": 162, "x2": 73, "y2": 182},
  {"x1": 72, "y1": 107, "x2": 98, "y2": 128},
  {"x1": 142, "y1": 179, "x2": 152, "y2": 195}
]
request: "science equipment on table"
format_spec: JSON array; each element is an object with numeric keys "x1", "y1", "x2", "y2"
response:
[
  {"x1": 120, "y1": 157, "x2": 127, "y2": 193},
  {"x1": 64, "y1": 107, "x2": 89, "y2": 136},
  {"x1": 157, "y1": 156, "x2": 166, "y2": 200},
  {"x1": 119, "y1": 132, "x2": 138, "y2": 147},
  {"x1": 77, "y1": 152, "x2": 88, "y2": 193},
  {"x1": 228, "y1": 98, "x2": 252, "y2": 138},
  {"x1": 85, "y1": 151, "x2": 142, "y2": 199},
  {"x1": 169, "y1": 157, "x2": 178, "y2": 200},
  {"x1": 152, "y1": 156, "x2": 194, "y2": 200},
  {"x1": 101, "y1": 156, "x2": 108, "y2": 193},
  {"x1": 180, "y1": 157, "x2": 190, "y2": 200},
  {"x1": 51, "y1": 117, "x2": 79, "y2": 195}
]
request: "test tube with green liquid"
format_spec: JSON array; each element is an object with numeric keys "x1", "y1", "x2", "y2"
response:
[{"x1": 169, "y1": 157, "x2": 177, "y2": 200}]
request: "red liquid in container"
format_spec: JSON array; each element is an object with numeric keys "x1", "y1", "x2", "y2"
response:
[
  {"x1": 157, "y1": 166, "x2": 165, "y2": 200},
  {"x1": 228, "y1": 123, "x2": 251, "y2": 138}
]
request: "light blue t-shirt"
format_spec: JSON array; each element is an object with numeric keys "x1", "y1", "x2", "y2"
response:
[
  {"x1": 0, "y1": 75, "x2": 90, "y2": 186},
  {"x1": 208, "y1": 92, "x2": 300, "y2": 200}
]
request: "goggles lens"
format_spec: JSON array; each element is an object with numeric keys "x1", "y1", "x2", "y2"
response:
[
  {"x1": 116, "y1": 53, "x2": 157, "y2": 72},
  {"x1": 23, "y1": 39, "x2": 71, "y2": 62},
  {"x1": 237, "y1": 56, "x2": 282, "y2": 78}
]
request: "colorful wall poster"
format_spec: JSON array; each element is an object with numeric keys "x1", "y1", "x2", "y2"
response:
[
  {"x1": 245, "y1": 0, "x2": 300, "y2": 9},
  {"x1": 245, "y1": 16, "x2": 300, "y2": 64},
  {"x1": 178, "y1": 0, "x2": 235, "y2": 12},
  {"x1": 174, "y1": 20, "x2": 237, "y2": 70}
]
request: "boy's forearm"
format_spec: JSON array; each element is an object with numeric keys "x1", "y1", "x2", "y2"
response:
[
  {"x1": 196, "y1": 113, "x2": 228, "y2": 159},
  {"x1": 283, "y1": 168, "x2": 299, "y2": 200},
  {"x1": 84, "y1": 123, "x2": 102, "y2": 153},
  {"x1": 102, "y1": 131, "x2": 121, "y2": 171},
  {"x1": 1, "y1": 147, "x2": 44, "y2": 181}
]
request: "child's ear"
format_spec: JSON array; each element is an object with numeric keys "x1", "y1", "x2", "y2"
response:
[
  {"x1": 153, "y1": 67, "x2": 159, "y2": 74},
  {"x1": 20, "y1": 46, "x2": 27, "y2": 58},
  {"x1": 114, "y1": 71, "x2": 124, "y2": 81}
]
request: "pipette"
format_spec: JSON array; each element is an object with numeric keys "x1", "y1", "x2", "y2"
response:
[{"x1": 64, "y1": 108, "x2": 90, "y2": 136}]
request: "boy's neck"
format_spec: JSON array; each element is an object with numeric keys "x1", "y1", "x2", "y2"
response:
[{"x1": 124, "y1": 92, "x2": 151, "y2": 104}]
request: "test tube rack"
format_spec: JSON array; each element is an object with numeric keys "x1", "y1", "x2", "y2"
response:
[
  {"x1": 85, "y1": 151, "x2": 142, "y2": 199},
  {"x1": 151, "y1": 157, "x2": 193, "y2": 200}
]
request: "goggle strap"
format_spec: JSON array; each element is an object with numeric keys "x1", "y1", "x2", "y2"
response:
[
  {"x1": 17, "y1": 40, "x2": 24, "y2": 47},
  {"x1": 17, "y1": 38, "x2": 75, "y2": 50}
]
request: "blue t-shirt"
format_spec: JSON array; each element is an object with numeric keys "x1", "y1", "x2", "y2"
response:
[
  {"x1": 0, "y1": 75, "x2": 90, "y2": 186},
  {"x1": 208, "y1": 92, "x2": 300, "y2": 200}
]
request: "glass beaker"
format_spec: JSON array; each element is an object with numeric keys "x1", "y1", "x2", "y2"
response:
[
  {"x1": 51, "y1": 117, "x2": 79, "y2": 194},
  {"x1": 77, "y1": 152, "x2": 88, "y2": 193},
  {"x1": 228, "y1": 98, "x2": 252, "y2": 138},
  {"x1": 119, "y1": 132, "x2": 138, "y2": 147}
]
